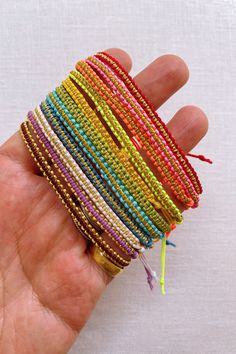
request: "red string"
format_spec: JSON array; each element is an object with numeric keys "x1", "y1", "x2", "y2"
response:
[
  {"x1": 166, "y1": 224, "x2": 176, "y2": 238},
  {"x1": 187, "y1": 153, "x2": 213, "y2": 164}
]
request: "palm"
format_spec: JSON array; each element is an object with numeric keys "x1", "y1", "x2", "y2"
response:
[
  {"x1": 0, "y1": 148, "x2": 108, "y2": 353},
  {"x1": 0, "y1": 48, "x2": 208, "y2": 354}
]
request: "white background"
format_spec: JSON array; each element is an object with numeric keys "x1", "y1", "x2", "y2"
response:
[{"x1": 0, "y1": 1, "x2": 235, "y2": 353}]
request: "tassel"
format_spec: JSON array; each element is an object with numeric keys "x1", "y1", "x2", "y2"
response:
[
  {"x1": 139, "y1": 253, "x2": 158, "y2": 290},
  {"x1": 187, "y1": 153, "x2": 213, "y2": 164}
]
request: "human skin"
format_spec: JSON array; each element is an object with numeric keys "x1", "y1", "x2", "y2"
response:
[{"x1": 0, "y1": 48, "x2": 208, "y2": 354}]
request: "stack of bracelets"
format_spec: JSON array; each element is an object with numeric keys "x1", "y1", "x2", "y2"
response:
[{"x1": 20, "y1": 51, "x2": 210, "y2": 294}]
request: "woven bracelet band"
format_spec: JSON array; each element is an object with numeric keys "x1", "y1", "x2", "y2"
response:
[{"x1": 20, "y1": 51, "x2": 208, "y2": 293}]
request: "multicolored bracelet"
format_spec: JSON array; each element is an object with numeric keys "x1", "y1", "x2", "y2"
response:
[
  {"x1": 20, "y1": 51, "x2": 207, "y2": 293},
  {"x1": 75, "y1": 59, "x2": 198, "y2": 207}
]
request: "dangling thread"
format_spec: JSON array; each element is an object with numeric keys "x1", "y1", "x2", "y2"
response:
[
  {"x1": 187, "y1": 153, "x2": 213, "y2": 164},
  {"x1": 139, "y1": 253, "x2": 158, "y2": 290},
  {"x1": 166, "y1": 239, "x2": 176, "y2": 247},
  {"x1": 160, "y1": 236, "x2": 167, "y2": 295}
]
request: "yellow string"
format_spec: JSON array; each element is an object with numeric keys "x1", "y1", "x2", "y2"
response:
[{"x1": 160, "y1": 236, "x2": 167, "y2": 295}]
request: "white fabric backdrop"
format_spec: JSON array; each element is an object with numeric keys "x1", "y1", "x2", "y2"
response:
[{"x1": 0, "y1": 0, "x2": 235, "y2": 353}]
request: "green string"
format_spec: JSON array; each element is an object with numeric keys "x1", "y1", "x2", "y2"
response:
[{"x1": 160, "y1": 236, "x2": 166, "y2": 295}]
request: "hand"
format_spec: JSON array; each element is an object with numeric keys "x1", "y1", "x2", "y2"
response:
[{"x1": 0, "y1": 48, "x2": 208, "y2": 354}]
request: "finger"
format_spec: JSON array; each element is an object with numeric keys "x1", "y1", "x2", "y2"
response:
[
  {"x1": 167, "y1": 105, "x2": 209, "y2": 153},
  {"x1": 133, "y1": 54, "x2": 189, "y2": 109},
  {"x1": 104, "y1": 47, "x2": 132, "y2": 72},
  {"x1": 0, "y1": 48, "x2": 133, "y2": 172}
]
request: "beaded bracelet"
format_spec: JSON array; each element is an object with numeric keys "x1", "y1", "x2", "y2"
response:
[
  {"x1": 95, "y1": 52, "x2": 202, "y2": 197},
  {"x1": 68, "y1": 71, "x2": 182, "y2": 224},
  {"x1": 76, "y1": 60, "x2": 196, "y2": 207},
  {"x1": 55, "y1": 84, "x2": 171, "y2": 233},
  {"x1": 83, "y1": 57, "x2": 199, "y2": 205},
  {"x1": 20, "y1": 120, "x2": 130, "y2": 268},
  {"x1": 50, "y1": 87, "x2": 170, "y2": 235},
  {"x1": 20, "y1": 51, "x2": 207, "y2": 293},
  {"x1": 28, "y1": 111, "x2": 138, "y2": 260},
  {"x1": 61, "y1": 80, "x2": 181, "y2": 232},
  {"x1": 40, "y1": 99, "x2": 156, "y2": 248},
  {"x1": 45, "y1": 92, "x2": 164, "y2": 241},
  {"x1": 33, "y1": 105, "x2": 144, "y2": 253}
]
